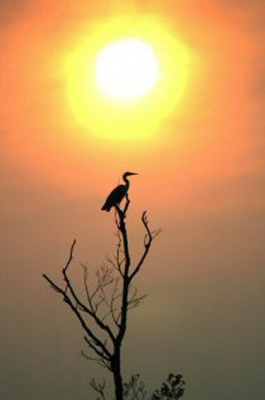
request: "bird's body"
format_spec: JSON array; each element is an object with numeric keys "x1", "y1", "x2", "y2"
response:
[{"x1": 101, "y1": 172, "x2": 138, "y2": 212}]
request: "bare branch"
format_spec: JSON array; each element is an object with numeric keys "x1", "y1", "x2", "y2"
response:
[
  {"x1": 128, "y1": 286, "x2": 147, "y2": 310},
  {"x1": 83, "y1": 336, "x2": 111, "y2": 363},
  {"x1": 82, "y1": 350, "x2": 110, "y2": 370},
  {"x1": 90, "y1": 377, "x2": 107, "y2": 400},
  {"x1": 81, "y1": 263, "x2": 95, "y2": 312},
  {"x1": 43, "y1": 271, "x2": 112, "y2": 360},
  {"x1": 63, "y1": 239, "x2": 76, "y2": 275},
  {"x1": 59, "y1": 246, "x2": 116, "y2": 343},
  {"x1": 129, "y1": 212, "x2": 160, "y2": 281}
]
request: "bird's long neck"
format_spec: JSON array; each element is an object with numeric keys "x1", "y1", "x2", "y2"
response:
[{"x1": 123, "y1": 175, "x2": 130, "y2": 189}]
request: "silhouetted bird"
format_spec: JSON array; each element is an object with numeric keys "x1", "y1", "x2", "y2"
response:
[{"x1": 101, "y1": 172, "x2": 138, "y2": 212}]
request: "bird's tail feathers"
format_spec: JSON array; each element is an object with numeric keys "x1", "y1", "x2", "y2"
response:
[{"x1": 101, "y1": 204, "x2": 111, "y2": 212}]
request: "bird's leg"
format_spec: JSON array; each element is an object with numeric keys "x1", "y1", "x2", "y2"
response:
[{"x1": 123, "y1": 194, "x2": 130, "y2": 216}]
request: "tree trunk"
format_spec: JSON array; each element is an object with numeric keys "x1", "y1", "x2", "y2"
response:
[{"x1": 112, "y1": 353, "x2": 123, "y2": 400}]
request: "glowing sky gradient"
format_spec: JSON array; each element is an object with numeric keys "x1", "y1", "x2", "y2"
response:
[{"x1": 1, "y1": 1, "x2": 264, "y2": 399}]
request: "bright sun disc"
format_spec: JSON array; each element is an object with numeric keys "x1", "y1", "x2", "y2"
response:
[
  {"x1": 65, "y1": 14, "x2": 193, "y2": 142},
  {"x1": 96, "y1": 39, "x2": 159, "y2": 100}
]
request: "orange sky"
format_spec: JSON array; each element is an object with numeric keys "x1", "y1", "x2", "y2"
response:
[
  {"x1": 1, "y1": 1, "x2": 265, "y2": 399},
  {"x1": 1, "y1": 0, "x2": 264, "y2": 211}
]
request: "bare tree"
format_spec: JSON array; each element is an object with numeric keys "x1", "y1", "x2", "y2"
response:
[{"x1": 43, "y1": 197, "x2": 160, "y2": 400}]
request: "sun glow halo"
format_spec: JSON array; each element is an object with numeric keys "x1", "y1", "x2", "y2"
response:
[
  {"x1": 96, "y1": 39, "x2": 159, "y2": 100},
  {"x1": 65, "y1": 15, "x2": 192, "y2": 142}
]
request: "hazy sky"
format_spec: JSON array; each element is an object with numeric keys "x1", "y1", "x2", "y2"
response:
[{"x1": 1, "y1": 1, "x2": 265, "y2": 399}]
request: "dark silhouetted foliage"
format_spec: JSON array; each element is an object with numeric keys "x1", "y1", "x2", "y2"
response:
[{"x1": 151, "y1": 374, "x2": 185, "y2": 400}]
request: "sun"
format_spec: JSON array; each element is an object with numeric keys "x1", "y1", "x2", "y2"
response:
[
  {"x1": 96, "y1": 38, "x2": 159, "y2": 100},
  {"x1": 65, "y1": 14, "x2": 193, "y2": 142}
]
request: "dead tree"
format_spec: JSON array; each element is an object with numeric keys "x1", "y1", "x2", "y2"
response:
[{"x1": 43, "y1": 197, "x2": 159, "y2": 400}]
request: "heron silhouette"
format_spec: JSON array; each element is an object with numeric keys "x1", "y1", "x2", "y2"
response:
[{"x1": 101, "y1": 172, "x2": 138, "y2": 212}]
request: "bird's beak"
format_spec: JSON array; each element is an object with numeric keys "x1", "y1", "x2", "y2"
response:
[{"x1": 130, "y1": 172, "x2": 138, "y2": 176}]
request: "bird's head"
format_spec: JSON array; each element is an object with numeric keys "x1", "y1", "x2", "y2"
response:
[{"x1": 123, "y1": 172, "x2": 138, "y2": 179}]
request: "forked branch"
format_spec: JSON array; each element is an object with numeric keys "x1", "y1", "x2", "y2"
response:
[{"x1": 130, "y1": 211, "x2": 161, "y2": 281}]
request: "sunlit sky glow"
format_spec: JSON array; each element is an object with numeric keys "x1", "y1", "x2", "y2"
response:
[{"x1": 65, "y1": 14, "x2": 192, "y2": 142}]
